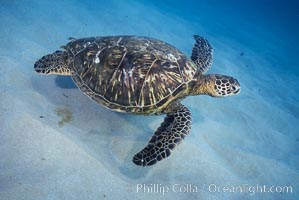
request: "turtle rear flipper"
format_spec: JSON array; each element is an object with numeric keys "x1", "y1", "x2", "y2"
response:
[
  {"x1": 34, "y1": 51, "x2": 72, "y2": 75},
  {"x1": 133, "y1": 103, "x2": 192, "y2": 166},
  {"x1": 191, "y1": 35, "x2": 213, "y2": 74}
]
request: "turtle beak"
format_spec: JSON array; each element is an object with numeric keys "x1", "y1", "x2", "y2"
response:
[
  {"x1": 231, "y1": 78, "x2": 241, "y2": 95},
  {"x1": 34, "y1": 59, "x2": 50, "y2": 74}
]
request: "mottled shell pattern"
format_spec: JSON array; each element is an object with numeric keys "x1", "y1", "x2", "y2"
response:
[{"x1": 64, "y1": 36, "x2": 197, "y2": 114}]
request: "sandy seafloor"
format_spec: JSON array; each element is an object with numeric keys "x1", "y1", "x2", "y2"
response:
[{"x1": 0, "y1": 0, "x2": 299, "y2": 199}]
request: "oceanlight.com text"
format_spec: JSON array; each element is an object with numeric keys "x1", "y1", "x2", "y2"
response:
[{"x1": 207, "y1": 184, "x2": 292, "y2": 196}]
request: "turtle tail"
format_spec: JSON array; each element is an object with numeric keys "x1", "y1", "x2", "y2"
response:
[{"x1": 34, "y1": 50, "x2": 72, "y2": 75}]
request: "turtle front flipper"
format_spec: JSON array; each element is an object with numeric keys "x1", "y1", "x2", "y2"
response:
[
  {"x1": 191, "y1": 35, "x2": 213, "y2": 74},
  {"x1": 133, "y1": 104, "x2": 192, "y2": 166}
]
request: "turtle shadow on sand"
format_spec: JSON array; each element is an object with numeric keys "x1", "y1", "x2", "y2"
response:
[
  {"x1": 55, "y1": 76, "x2": 77, "y2": 89},
  {"x1": 115, "y1": 113, "x2": 159, "y2": 178},
  {"x1": 31, "y1": 75, "x2": 152, "y2": 179}
]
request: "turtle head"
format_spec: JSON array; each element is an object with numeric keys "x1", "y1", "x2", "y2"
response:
[
  {"x1": 34, "y1": 51, "x2": 72, "y2": 75},
  {"x1": 190, "y1": 74, "x2": 241, "y2": 97}
]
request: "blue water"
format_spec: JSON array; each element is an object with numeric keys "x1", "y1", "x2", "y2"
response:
[{"x1": 0, "y1": 0, "x2": 298, "y2": 200}]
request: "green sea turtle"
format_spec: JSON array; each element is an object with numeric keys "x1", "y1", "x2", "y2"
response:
[{"x1": 34, "y1": 35, "x2": 240, "y2": 166}]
